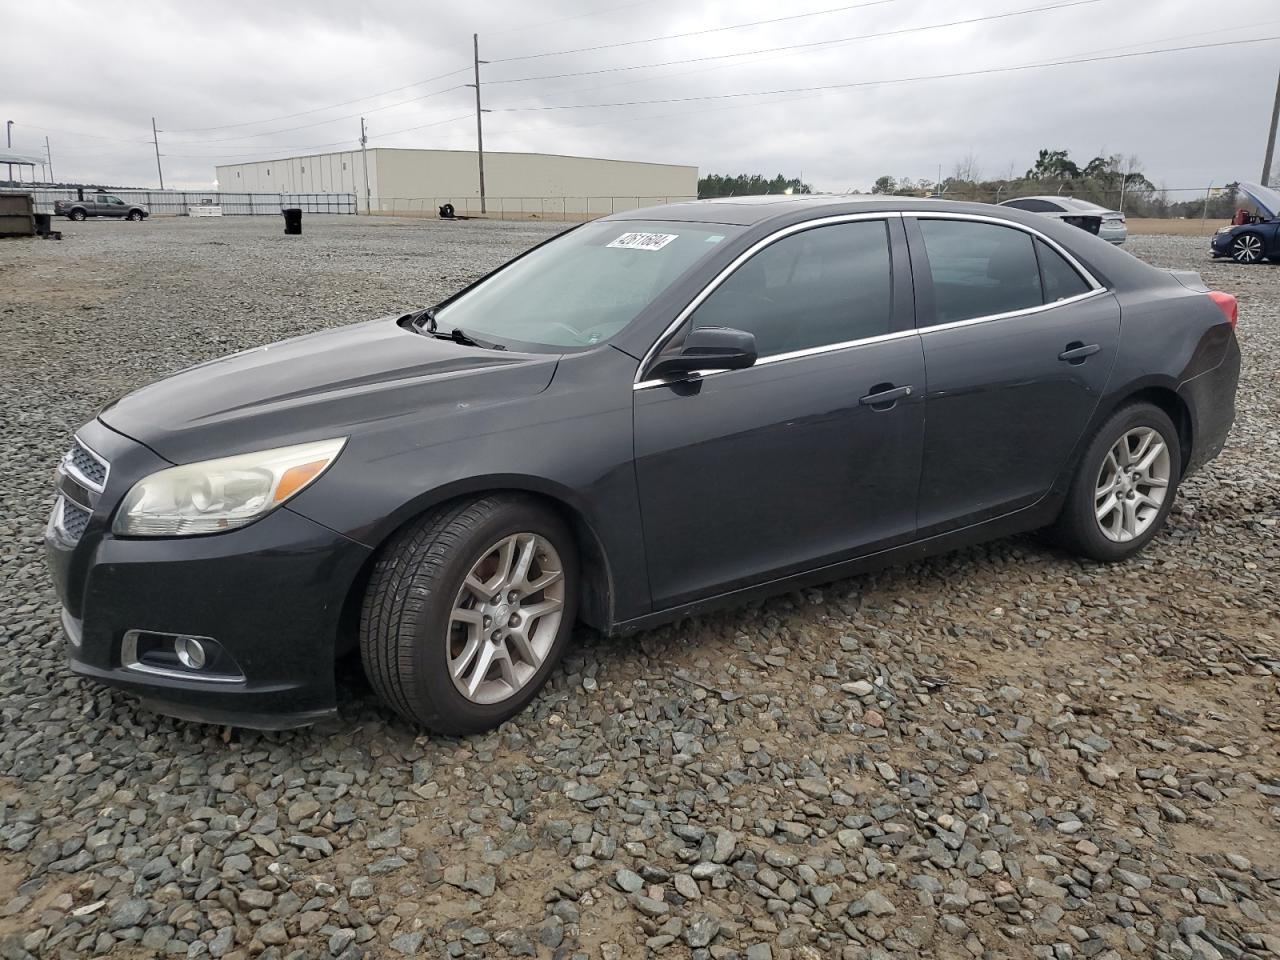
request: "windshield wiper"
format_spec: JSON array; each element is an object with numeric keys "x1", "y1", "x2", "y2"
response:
[
  {"x1": 424, "y1": 325, "x2": 506, "y2": 351},
  {"x1": 407, "y1": 307, "x2": 504, "y2": 350}
]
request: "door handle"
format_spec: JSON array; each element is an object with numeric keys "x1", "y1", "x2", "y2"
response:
[
  {"x1": 859, "y1": 383, "x2": 913, "y2": 410},
  {"x1": 1058, "y1": 342, "x2": 1100, "y2": 364}
]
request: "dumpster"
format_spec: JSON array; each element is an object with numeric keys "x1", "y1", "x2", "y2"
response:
[
  {"x1": 0, "y1": 193, "x2": 35, "y2": 238},
  {"x1": 282, "y1": 207, "x2": 302, "y2": 235}
]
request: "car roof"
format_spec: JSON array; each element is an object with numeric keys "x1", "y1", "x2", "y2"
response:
[
  {"x1": 1003, "y1": 195, "x2": 1110, "y2": 212},
  {"x1": 605, "y1": 194, "x2": 1020, "y2": 226}
]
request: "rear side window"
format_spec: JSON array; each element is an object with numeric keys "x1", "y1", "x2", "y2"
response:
[
  {"x1": 690, "y1": 220, "x2": 892, "y2": 357},
  {"x1": 1006, "y1": 198, "x2": 1061, "y2": 213},
  {"x1": 918, "y1": 220, "x2": 1043, "y2": 324},
  {"x1": 1036, "y1": 239, "x2": 1091, "y2": 302}
]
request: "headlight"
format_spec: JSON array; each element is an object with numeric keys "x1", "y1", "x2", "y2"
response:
[
  {"x1": 1215, "y1": 226, "x2": 1230, "y2": 235},
  {"x1": 113, "y1": 438, "x2": 346, "y2": 537}
]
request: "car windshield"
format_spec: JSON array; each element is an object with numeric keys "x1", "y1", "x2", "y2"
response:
[{"x1": 432, "y1": 219, "x2": 741, "y2": 350}]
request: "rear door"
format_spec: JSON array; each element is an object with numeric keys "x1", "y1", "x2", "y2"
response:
[
  {"x1": 906, "y1": 214, "x2": 1120, "y2": 535},
  {"x1": 633, "y1": 215, "x2": 925, "y2": 609}
]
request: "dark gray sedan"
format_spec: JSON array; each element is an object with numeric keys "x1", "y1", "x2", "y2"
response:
[{"x1": 46, "y1": 196, "x2": 1240, "y2": 734}]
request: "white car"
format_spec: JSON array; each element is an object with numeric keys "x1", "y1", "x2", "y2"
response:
[{"x1": 999, "y1": 196, "x2": 1126, "y2": 245}]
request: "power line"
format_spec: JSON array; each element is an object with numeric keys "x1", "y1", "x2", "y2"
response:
[
  {"x1": 161, "y1": 66, "x2": 472, "y2": 134},
  {"x1": 161, "y1": 84, "x2": 468, "y2": 144},
  {"x1": 488, "y1": 0, "x2": 898, "y2": 63},
  {"x1": 485, "y1": 0, "x2": 1105, "y2": 87},
  {"x1": 154, "y1": 3, "x2": 675, "y2": 136},
  {"x1": 500, "y1": 12, "x2": 1280, "y2": 108},
  {"x1": 489, "y1": 36, "x2": 1280, "y2": 113}
]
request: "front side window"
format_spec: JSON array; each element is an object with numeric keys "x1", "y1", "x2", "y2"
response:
[
  {"x1": 689, "y1": 220, "x2": 892, "y2": 357},
  {"x1": 919, "y1": 219, "x2": 1044, "y2": 324},
  {"x1": 435, "y1": 220, "x2": 742, "y2": 350}
]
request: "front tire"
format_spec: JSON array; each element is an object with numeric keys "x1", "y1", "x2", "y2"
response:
[
  {"x1": 127, "y1": 210, "x2": 144, "y2": 221},
  {"x1": 360, "y1": 496, "x2": 578, "y2": 734},
  {"x1": 1231, "y1": 233, "x2": 1265, "y2": 264},
  {"x1": 1050, "y1": 403, "x2": 1181, "y2": 562}
]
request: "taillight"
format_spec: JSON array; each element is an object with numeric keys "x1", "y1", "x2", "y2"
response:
[{"x1": 1208, "y1": 291, "x2": 1238, "y2": 328}]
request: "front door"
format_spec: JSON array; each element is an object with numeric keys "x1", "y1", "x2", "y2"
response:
[
  {"x1": 633, "y1": 216, "x2": 925, "y2": 610},
  {"x1": 907, "y1": 215, "x2": 1121, "y2": 534}
]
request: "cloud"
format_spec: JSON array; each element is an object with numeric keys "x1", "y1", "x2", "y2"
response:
[{"x1": 7, "y1": 0, "x2": 1277, "y2": 193}]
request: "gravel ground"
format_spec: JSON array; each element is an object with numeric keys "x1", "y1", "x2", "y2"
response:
[{"x1": 0, "y1": 217, "x2": 1277, "y2": 960}]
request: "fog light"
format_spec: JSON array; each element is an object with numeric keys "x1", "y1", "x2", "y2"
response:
[{"x1": 174, "y1": 636, "x2": 207, "y2": 670}]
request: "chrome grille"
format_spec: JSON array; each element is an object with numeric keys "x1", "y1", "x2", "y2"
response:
[
  {"x1": 66, "y1": 439, "x2": 109, "y2": 490},
  {"x1": 58, "y1": 498, "x2": 91, "y2": 540}
]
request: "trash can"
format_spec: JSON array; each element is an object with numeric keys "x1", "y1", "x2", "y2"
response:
[
  {"x1": 282, "y1": 208, "x2": 302, "y2": 235},
  {"x1": 34, "y1": 213, "x2": 52, "y2": 237}
]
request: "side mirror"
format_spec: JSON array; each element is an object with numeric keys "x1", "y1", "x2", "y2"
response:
[{"x1": 647, "y1": 326, "x2": 758, "y2": 379}]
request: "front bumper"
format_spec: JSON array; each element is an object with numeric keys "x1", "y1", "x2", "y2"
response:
[{"x1": 44, "y1": 419, "x2": 372, "y2": 729}]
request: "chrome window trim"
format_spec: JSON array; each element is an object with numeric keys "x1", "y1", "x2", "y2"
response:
[
  {"x1": 917, "y1": 287, "x2": 1108, "y2": 335},
  {"x1": 121, "y1": 630, "x2": 245, "y2": 685},
  {"x1": 903, "y1": 210, "x2": 1104, "y2": 291},
  {"x1": 63, "y1": 436, "x2": 110, "y2": 493},
  {"x1": 633, "y1": 212, "x2": 903, "y2": 389}
]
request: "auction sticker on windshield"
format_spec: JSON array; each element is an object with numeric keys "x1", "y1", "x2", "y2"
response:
[{"x1": 607, "y1": 232, "x2": 679, "y2": 251}]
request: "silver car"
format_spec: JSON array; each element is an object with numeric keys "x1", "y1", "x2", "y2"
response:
[{"x1": 998, "y1": 196, "x2": 1126, "y2": 245}]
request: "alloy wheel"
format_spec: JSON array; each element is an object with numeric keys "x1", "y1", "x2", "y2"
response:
[
  {"x1": 1233, "y1": 234, "x2": 1263, "y2": 264},
  {"x1": 446, "y1": 532, "x2": 565, "y2": 704},
  {"x1": 1094, "y1": 427, "x2": 1171, "y2": 543}
]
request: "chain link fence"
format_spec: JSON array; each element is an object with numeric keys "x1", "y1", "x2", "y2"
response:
[
  {"x1": 362, "y1": 196, "x2": 697, "y2": 220},
  {"x1": 1, "y1": 187, "x2": 357, "y2": 216}
]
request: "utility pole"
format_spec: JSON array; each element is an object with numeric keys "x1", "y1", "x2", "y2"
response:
[
  {"x1": 151, "y1": 117, "x2": 165, "y2": 190},
  {"x1": 45, "y1": 136, "x2": 54, "y2": 183},
  {"x1": 359, "y1": 117, "x2": 371, "y2": 215},
  {"x1": 470, "y1": 33, "x2": 488, "y2": 214},
  {"x1": 6, "y1": 121, "x2": 12, "y2": 182},
  {"x1": 1263, "y1": 66, "x2": 1280, "y2": 187}
]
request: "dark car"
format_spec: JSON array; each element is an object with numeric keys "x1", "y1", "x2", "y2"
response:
[
  {"x1": 1211, "y1": 182, "x2": 1280, "y2": 263},
  {"x1": 54, "y1": 194, "x2": 149, "y2": 221},
  {"x1": 45, "y1": 196, "x2": 1241, "y2": 734}
]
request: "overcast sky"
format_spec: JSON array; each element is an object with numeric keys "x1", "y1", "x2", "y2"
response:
[{"x1": 6, "y1": 0, "x2": 1278, "y2": 195}]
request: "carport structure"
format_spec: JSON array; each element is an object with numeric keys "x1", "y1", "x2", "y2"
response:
[{"x1": 1, "y1": 148, "x2": 46, "y2": 183}]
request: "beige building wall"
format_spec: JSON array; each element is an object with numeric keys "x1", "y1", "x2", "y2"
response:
[{"x1": 217, "y1": 148, "x2": 696, "y2": 217}]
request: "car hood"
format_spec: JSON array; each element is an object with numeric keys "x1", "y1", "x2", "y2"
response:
[
  {"x1": 99, "y1": 317, "x2": 559, "y2": 463},
  {"x1": 1240, "y1": 182, "x2": 1280, "y2": 220}
]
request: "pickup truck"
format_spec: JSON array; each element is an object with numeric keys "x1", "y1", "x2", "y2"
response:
[{"x1": 54, "y1": 194, "x2": 149, "y2": 221}]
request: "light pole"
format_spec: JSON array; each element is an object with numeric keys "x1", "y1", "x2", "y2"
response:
[{"x1": 5, "y1": 121, "x2": 12, "y2": 182}]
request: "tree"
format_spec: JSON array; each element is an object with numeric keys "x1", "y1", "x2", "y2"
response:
[
  {"x1": 871, "y1": 175, "x2": 897, "y2": 194},
  {"x1": 1025, "y1": 148, "x2": 1080, "y2": 181},
  {"x1": 698, "y1": 173, "x2": 812, "y2": 198}
]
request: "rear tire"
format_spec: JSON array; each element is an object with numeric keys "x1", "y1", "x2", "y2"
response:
[
  {"x1": 69, "y1": 209, "x2": 86, "y2": 222},
  {"x1": 359, "y1": 495, "x2": 578, "y2": 734},
  {"x1": 1231, "y1": 233, "x2": 1265, "y2": 264},
  {"x1": 1049, "y1": 403, "x2": 1181, "y2": 562}
]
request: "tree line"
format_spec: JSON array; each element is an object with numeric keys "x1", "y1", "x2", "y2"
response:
[{"x1": 699, "y1": 151, "x2": 1242, "y2": 219}]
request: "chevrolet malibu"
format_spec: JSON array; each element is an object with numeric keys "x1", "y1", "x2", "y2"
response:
[{"x1": 45, "y1": 196, "x2": 1241, "y2": 734}]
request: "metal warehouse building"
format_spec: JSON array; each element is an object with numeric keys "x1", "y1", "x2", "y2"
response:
[{"x1": 215, "y1": 148, "x2": 697, "y2": 219}]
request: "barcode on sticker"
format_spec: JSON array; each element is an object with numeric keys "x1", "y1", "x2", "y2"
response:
[{"x1": 607, "y1": 232, "x2": 678, "y2": 251}]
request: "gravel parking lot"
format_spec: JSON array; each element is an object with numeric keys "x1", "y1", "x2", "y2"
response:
[{"x1": 0, "y1": 215, "x2": 1277, "y2": 960}]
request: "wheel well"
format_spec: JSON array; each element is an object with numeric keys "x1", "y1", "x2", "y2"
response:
[
  {"x1": 335, "y1": 490, "x2": 615, "y2": 659},
  {"x1": 1121, "y1": 387, "x2": 1192, "y2": 474}
]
